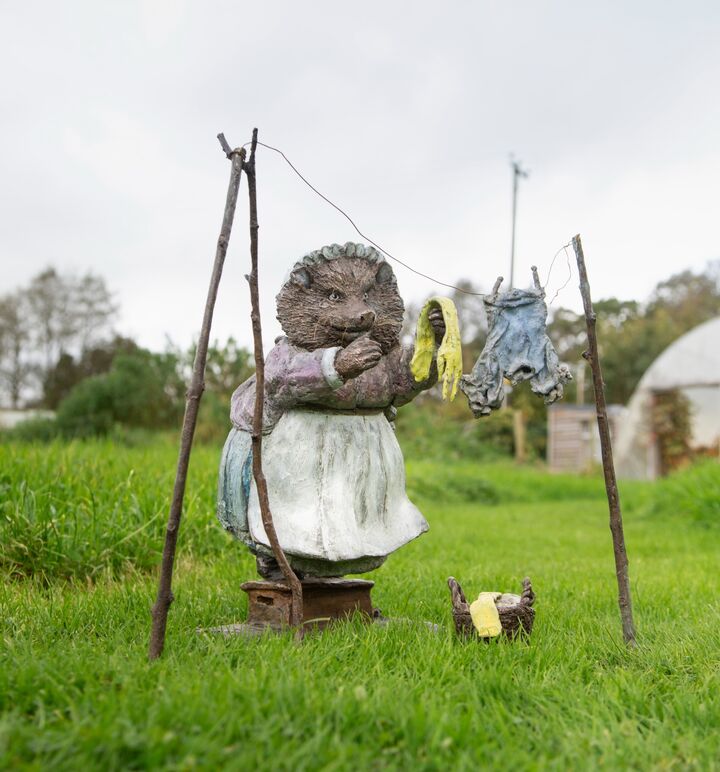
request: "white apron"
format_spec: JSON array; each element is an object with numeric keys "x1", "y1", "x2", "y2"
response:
[{"x1": 218, "y1": 409, "x2": 428, "y2": 565}]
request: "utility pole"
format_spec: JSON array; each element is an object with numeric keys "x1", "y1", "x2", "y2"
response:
[
  {"x1": 509, "y1": 157, "x2": 529, "y2": 289},
  {"x1": 508, "y1": 157, "x2": 529, "y2": 464}
]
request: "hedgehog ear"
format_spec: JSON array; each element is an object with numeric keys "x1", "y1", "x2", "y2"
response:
[
  {"x1": 290, "y1": 267, "x2": 312, "y2": 289},
  {"x1": 375, "y1": 262, "x2": 394, "y2": 285}
]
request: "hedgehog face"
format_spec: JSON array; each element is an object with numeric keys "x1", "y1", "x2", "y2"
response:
[{"x1": 276, "y1": 254, "x2": 405, "y2": 353}]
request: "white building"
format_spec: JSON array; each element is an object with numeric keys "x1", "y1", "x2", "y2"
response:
[
  {"x1": 0, "y1": 409, "x2": 54, "y2": 429},
  {"x1": 614, "y1": 317, "x2": 720, "y2": 479}
]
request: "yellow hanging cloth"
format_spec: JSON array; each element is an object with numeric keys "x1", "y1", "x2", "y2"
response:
[
  {"x1": 410, "y1": 297, "x2": 463, "y2": 401},
  {"x1": 470, "y1": 592, "x2": 503, "y2": 637}
]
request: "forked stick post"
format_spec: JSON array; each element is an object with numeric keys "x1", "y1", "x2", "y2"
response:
[
  {"x1": 572, "y1": 234, "x2": 637, "y2": 646},
  {"x1": 244, "y1": 128, "x2": 304, "y2": 629},
  {"x1": 149, "y1": 137, "x2": 245, "y2": 660}
]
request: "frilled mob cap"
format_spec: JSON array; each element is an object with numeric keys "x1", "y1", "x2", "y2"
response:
[{"x1": 281, "y1": 242, "x2": 389, "y2": 286}]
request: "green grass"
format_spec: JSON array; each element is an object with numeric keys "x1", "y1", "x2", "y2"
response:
[
  {"x1": 646, "y1": 459, "x2": 720, "y2": 528},
  {"x1": 1, "y1": 440, "x2": 719, "y2": 770},
  {"x1": 0, "y1": 438, "x2": 225, "y2": 581}
]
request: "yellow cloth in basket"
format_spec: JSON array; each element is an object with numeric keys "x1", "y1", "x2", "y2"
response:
[{"x1": 470, "y1": 592, "x2": 502, "y2": 637}]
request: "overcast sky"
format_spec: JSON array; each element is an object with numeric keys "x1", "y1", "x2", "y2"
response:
[{"x1": 2, "y1": 1, "x2": 719, "y2": 352}]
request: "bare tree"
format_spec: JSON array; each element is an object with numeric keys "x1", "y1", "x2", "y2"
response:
[
  {"x1": 0, "y1": 268, "x2": 118, "y2": 408},
  {"x1": 0, "y1": 293, "x2": 34, "y2": 408},
  {"x1": 24, "y1": 267, "x2": 117, "y2": 372},
  {"x1": 72, "y1": 272, "x2": 118, "y2": 351},
  {"x1": 24, "y1": 268, "x2": 75, "y2": 373}
]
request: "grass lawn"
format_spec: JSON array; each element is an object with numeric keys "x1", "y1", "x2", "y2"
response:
[{"x1": 1, "y1": 440, "x2": 719, "y2": 770}]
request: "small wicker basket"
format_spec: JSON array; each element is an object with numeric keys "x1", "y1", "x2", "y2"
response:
[{"x1": 447, "y1": 576, "x2": 535, "y2": 640}]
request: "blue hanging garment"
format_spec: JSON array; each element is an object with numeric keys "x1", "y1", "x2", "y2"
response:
[{"x1": 460, "y1": 270, "x2": 571, "y2": 418}]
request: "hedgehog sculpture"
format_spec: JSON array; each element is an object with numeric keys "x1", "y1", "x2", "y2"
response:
[{"x1": 217, "y1": 242, "x2": 447, "y2": 580}]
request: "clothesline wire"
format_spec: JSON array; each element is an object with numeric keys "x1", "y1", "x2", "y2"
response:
[
  {"x1": 544, "y1": 242, "x2": 574, "y2": 305},
  {"x1": 251, "y1": 141, "x2": 484, "y2": 295},
  {"x1": 247, "y1": 139, "x2": 573, "y2": 302}
]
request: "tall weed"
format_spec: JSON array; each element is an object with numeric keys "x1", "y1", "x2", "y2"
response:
[
  {"x1": 0, "y1": 440, "x2": 225, "y2": 581},
  {"x1": 647, "y1": 460, "x2": 720, "y2": 527}
]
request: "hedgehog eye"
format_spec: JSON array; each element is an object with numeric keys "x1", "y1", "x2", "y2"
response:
[
  {"x1": 363, "y1": 292, "x2": 369, "y2": 301},
  {"x1": 328, "y1": 290, "x2": 341, "y2": 301}
]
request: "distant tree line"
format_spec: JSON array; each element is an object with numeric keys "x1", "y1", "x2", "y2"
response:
[
  {"x1": 0, "y1": 268, "x2": 117, "y2": 408},
  {"x1": 0, "y1": 268, "x2": 253, "y2": 441},
  {"x1": 547, "y1": 261, "x2": 720, "y2": 404},
  {"x1": 405, "y1": 260, "x2": 719, "y2": 406},
  {"x1": 2, "y1": 261, "x2": 717, "y2": 451},
  {"x1": 50, "y1": 337, "x2": 252, "y2": 440},
  {"x1": 396, "y1": 260, "x2": 720, "y2": 460}
]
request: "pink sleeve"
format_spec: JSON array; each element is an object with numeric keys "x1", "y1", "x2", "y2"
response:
[{"x1": 230, "y1": 339, "x2": 342, "y2": 432}]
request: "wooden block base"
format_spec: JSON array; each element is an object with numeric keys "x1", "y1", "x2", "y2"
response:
[{"x1": 240, "y1": 577, "x2": 375, "y2": 632}]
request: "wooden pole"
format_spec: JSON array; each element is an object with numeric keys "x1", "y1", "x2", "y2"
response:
[
  {"x1": 513, "y1": 409, "x2": 527, "y2": 463},
  {"x1": 244, "y1": 128, "x2": 304, "y2": 630},
  {"x1": 572, "y1": 234, "x2": 637, "y2": 646},
  {"x1": 148, "y1": 136, "x2": 245, "y2": 660}
]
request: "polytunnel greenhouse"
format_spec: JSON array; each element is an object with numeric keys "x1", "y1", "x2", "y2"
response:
[{"x1": 615, "y1": 316, "x2": 720, "y2": 479}]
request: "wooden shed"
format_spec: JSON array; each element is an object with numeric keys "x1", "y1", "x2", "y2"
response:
[{"x1": 547, "y1": 404, "x2": 624, "y2": 473}]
